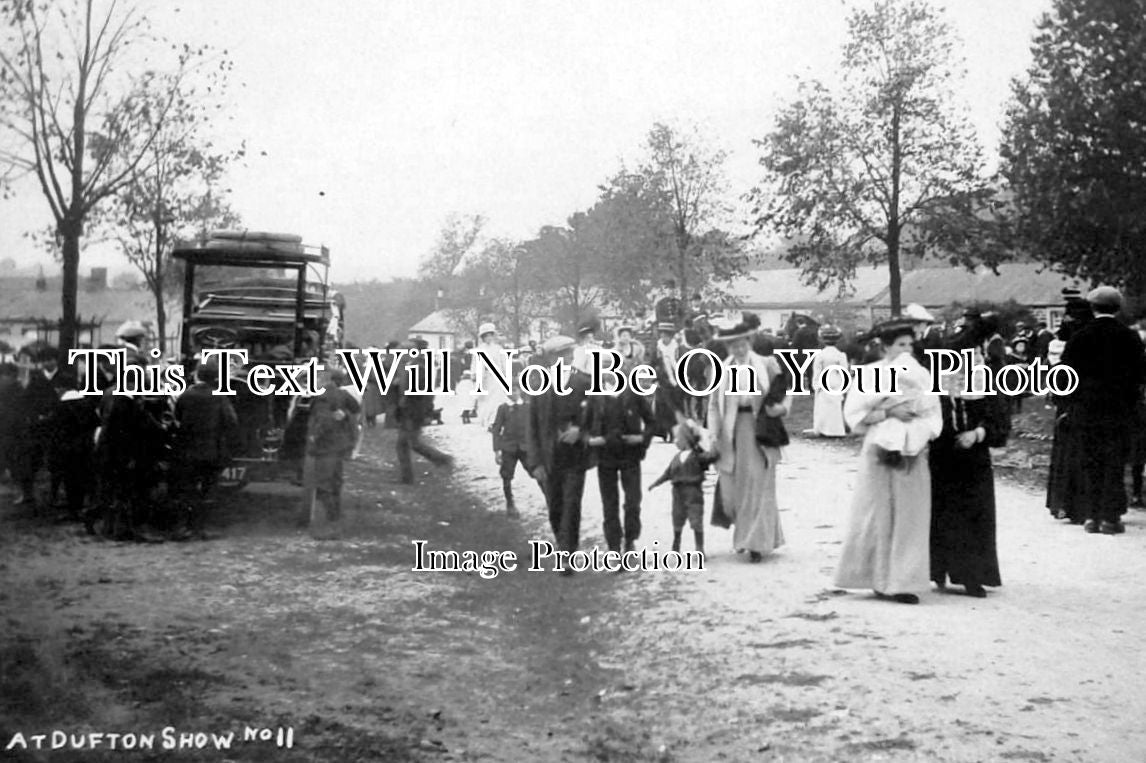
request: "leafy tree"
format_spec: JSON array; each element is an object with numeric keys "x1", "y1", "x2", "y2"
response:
[
  {"x1": 590, "y1": 123, "x2": 748, "y2": 315},
  {"x1": 0, "y1": 0, "x2": 210, "y2": 352},
  {"x1": 1000, "y1": 0, "x2": 1146, "y2": 293},
  {"x1": 523, "y1": 218, "x2": 606, "y2": 332},
  {"x1": 417, "y1": 213, "x2": 494, "y2": 341},
  {"x1": 455, "y1": 239, "x2": 544, "y2": 346},
  {"x1": 417, "y1": 212, "x2": 486, "y2": 282},
  {"x1": 96, "y1": 63, "x2": 243, "y2": 352},
  {"x1": 748, "y1": 0, "x2": 1000, "y2": 316}
]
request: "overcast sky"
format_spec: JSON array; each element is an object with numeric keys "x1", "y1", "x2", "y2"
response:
[{"x1": 0, "y1": 0, "x2": 1051, "y2": 283}]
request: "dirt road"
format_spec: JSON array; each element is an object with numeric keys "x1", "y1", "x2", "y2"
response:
[{"x1": 2, "y1": 402, "x2": 1144, "y2": 762}]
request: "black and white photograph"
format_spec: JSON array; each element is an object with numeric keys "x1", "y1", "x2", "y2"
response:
[{"x1": 2, "y1": 0, "x2": 1145, "y2": 760}]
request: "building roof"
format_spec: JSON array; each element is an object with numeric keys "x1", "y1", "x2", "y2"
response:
[
  {"x1": 732, "y1": 263, "x2": 1086, "y2": 310},
  {"x1": 407, "y1": 309, "x2": 457, "y2": 335},
  {"x1": 734, "y1": 267, "x2": 892, "y2": 308},
  {"x1": 0, "y1": 275, "x2": 158, "y2": 325},
  {"x1": 868, "y1": 264, "x2": 1085, "y2": 307}
]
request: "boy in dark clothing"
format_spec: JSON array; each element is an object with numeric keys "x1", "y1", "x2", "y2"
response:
[
  {"x1": 0, "y1": 362, "x2": 19, "y2": 483},
  {"x1": 50, "y1": 371, "x2": 100, "y2": 522},
  {"x1": 91, "y1": 351, "x2": 166, "y2": 539},
  {"x1": 172, "y1": 362, "x2": 239, "y2": 539},
  {"x1": 305, "y1": 368, "x2": 361, "y2": 529},
  {"x1": 490, "y1": 383, "x2": 528, "y2": 518},
  {"x1": 13, "y1": 348, "x2": 59, "y2": 508},
  {"x1": 649, "y1": 421, "x2": 714, "y2": 555},
  {"x1": 585, "y1": 379, "x2": 655, "y2": 552}
]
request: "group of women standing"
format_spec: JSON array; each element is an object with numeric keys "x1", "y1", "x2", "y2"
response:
[
  {"x1": 701, "y1": 314, "x2": 1006, "y2": 604},
  {"x1": 833, "y1": 321, "x2": 1007, "y2": 602}
]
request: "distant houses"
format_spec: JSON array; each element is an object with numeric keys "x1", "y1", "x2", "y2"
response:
[
  {"x1": 0, "y1": 259, "x2": 1093, "y2": 355},
  {"x1": 731, "y1": 263, "x2": 1085, "y2": 331},
  {"x1": 400, "y1": 262, "x2": 1088, "y2": 347},
  {"x1": 0, "y1": 266, "x2": 168, "y2": 352}
]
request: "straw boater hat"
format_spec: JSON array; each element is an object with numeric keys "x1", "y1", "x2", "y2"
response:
[
  {"x1": 902, "y1": 304, "x2": 935, "y2": 323},
  {"x1": 818, "y1": 324, "x2": 843, "y2": 341},
  {"x1": 656, "y1": 322, "x2": 676, "y2": 334}
]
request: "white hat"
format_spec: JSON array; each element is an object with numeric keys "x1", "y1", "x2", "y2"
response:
[
  {"x1": 478, "y1": 322, "x2": 497, "y2": 338},
  {"x1": 115, "y1": 320, "x2": 148, "y2": 340},
  {"x1": 902, "y1": 304, "x2": 935, "y2": 323}
]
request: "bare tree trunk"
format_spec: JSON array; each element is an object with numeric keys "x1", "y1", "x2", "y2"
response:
[
  {"x1": 887, "y1": 226, "x2": 902, "y2": 318},
  {"x1": 887, "y1": 102, "x2": 904, "y2": 317},
  {"x1": 58, "y1": 219, "x2": 82, "y2": 354}
]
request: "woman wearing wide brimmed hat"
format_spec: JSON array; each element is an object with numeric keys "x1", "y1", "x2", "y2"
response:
[
  {"x1": 833, "y1": 320, "x2": 942, "y2": 603},
  {"x1": 811, "y1": 325, "x2": 849, "y2": 437},
  {"x1": 474, "y1": 323, "x2": 508, "y2": 429},
  {"x1": 705, "y1": 315, "x2": 787, "y2": 561}
]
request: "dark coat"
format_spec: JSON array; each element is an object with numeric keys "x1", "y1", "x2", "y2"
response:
[
  {"x1": 1061, "y1": 316, "x2": 1146, "y2": 424},
  {"x1": 96, "y1": 389, "x2": 165, "y2": 468},
  {"x1": 929, "y1": 395, "x2": 1009, "y2": 588},
  {"x1": 523, "y1": 370, "x2": 591, "y2": 473},
  {"x1": 306, "y1": 386, "x2": 360, "y2": 457},
  {"x1": 491, "y1": 400, "x2": 528, "y2": 453},
  {"x1": 174, "y1": 383, "x2": 240, "y2": 465},
  {"x1": 584, "y1": 388, "x2": 655, "y2": 467},
  {"x1": 20, "y1": 371, "x2": 59, "y2": 440}
]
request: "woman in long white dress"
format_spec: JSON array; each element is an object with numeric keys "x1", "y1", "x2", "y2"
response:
[
  {"x1": 473, "y1": 324, "x2": 509, "y2": 429},
  {"x1": 707, "y1": 317, "x2": 787, "y2": 562},
  {"x1": 811, "y1": 325, "x2": 849, "y2": 437},
  {"x1": 833, "y1": 321, "x2": 942, "y2": 603}
]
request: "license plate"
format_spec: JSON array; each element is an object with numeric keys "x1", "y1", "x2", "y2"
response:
[{"x1": 220, "y1": 466, "x2": 246, "y2": 483}]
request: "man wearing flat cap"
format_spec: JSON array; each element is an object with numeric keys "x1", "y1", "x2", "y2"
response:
[
  {"x1": 1057, "y1": 286, "x2": 1146, "y2": 534},
  {"x1": 524, "y1": 335, "x2": 593, "y2": 572}
]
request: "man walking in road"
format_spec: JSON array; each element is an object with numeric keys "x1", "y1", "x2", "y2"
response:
[
  {"x1": 1061, "y1": 286, "x2": 1146, "y2": 535},
  {"x1": 524, "y1": 335, "x2": 592, "y2": 574},
  {"x1": 394, "y1": 340, "x2": 454, "y2": 484}
]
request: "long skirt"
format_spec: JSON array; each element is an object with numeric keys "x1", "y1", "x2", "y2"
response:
[
  {"x1": 654, "y1": 384, "x2": 682, "y2": 438},
  {"x1": 1046, "y1": 411, "x2": 1086, "y2": 522},
  {"x1": 812, "y1": 390, "x2": 847, "y2": 437},
  {"x1": 929, "y1": 455, "x2": 1001, "y2": 588},
  {"x1": 718, "y1": 411, "x2": 784, "y2": 554},
  {"x1": 834, "y1": 444, "x2": 931, "y2": 594}
]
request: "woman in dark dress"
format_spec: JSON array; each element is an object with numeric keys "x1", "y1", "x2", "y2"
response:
[
  {"x1": 1045, "y1": 298, "x2": 1093, "y2": 523},
  {"x1": 929, "y1": 346, "x2": 1009, "y2": 598}
]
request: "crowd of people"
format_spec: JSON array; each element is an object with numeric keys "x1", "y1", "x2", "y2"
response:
[
  {"x1": 457, "y1": 285, "x2": 1144, "y2": 598},
  {"x1": 3, "y1": 286, "x2": 1144, "y2": 603}
]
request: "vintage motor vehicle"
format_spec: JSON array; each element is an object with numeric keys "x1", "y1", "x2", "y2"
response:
[{"x1": 172, "y1": 230, "x2": 344, "y2": 489}]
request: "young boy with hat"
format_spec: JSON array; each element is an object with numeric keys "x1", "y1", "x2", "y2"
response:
[
  {"x1": 648, "y1": 418, "x2": 715, "y2": 555},
  {"x1": 490, "y1": 361, "x2": 528, "y2": 518}
]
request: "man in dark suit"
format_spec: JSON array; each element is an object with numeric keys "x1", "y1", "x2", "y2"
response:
[
  {"x1": 12, "y1": 347, "x2": 60, "y2": 508},
  {"x1": 1061, "y1": 286, "x2": 1146, "y2": 535},
  {"x1": 585, "y1": 372, "x2": 656, "y2": 554},
  {"x1": 172, "y1": 361, "x2": 239, "y2": 539},
  {"x1": 524, "y1": 335, "x2": 592, "y2": 573}
]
